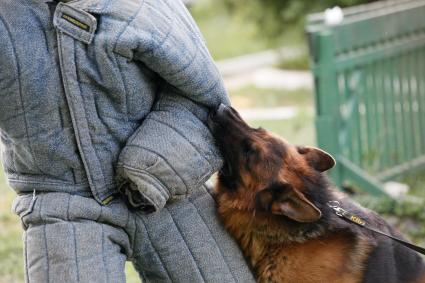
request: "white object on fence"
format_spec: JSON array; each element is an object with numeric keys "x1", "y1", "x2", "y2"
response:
[{"x1": 324, "y1": 6, "x2": 344, "y2": 26}]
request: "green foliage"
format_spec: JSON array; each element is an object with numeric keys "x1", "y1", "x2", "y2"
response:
[
  {"x1": 221, "y1": 0, "x2": 376, "y2": 37},
  {"x1": 277, "y1": 54, "x2": 310, "y2": 70},
  {"x1": 190, "y1": 0, "x2": 289, "y2": 59},
  {"x1": 355, "y1": 195, "x2": 425, "y2": 246},
  {"x1": 353, "y1": 170, "x2": 425, "y2": 247}
]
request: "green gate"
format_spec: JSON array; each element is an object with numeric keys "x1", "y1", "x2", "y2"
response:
[{"x1": 306, "y1": 0, "x2": 425, "y2": 195}]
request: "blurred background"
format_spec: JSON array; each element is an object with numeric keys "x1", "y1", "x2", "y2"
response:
[{"x1": 1, "y1": 0, "x2": 424, "y2": 282}]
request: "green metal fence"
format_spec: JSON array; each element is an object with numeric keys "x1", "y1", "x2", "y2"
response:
[{"x1": 306, "y1": 0, "x2": 425, "y2": 196}]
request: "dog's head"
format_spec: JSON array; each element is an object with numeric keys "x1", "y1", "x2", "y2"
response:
[{"x1": 209, "y1": 104, "x2": 335, "y2": 224}]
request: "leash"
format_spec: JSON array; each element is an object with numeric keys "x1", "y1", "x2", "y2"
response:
[{"x1": 327, "y1": 201, "x2": 425, "y2": 256}]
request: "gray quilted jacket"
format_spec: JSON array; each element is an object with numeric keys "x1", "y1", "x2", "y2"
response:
[{"x1": 0, "y1": 0, "x2": 227, "y2": 210}]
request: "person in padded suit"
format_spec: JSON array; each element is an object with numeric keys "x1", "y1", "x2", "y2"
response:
[{"x1": 0, "y1": 0, "x2": 255, "y2": 282}]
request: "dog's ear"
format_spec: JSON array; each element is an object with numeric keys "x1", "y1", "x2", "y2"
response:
[
  {"x1": 256, "y1": 184, "x2": 322, "y2": 223},
  {"x1": 271, "y1": 189, "x2": 322, "y2": 222},
  {"x1": 297, "y1": 146, "x2": 335, "y2": 172}
]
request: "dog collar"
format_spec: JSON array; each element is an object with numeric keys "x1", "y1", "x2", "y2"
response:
[{"x1": 327, "y1": 201, "x2": 425, "y2": 256}]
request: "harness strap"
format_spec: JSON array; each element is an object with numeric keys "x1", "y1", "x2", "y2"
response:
[{"x1": 327, "y1": 201, "x2": 425, "y2": 256}]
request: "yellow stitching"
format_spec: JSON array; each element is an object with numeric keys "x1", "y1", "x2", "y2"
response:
[
  {"x1": 101, "y1": 195, "x2": 115, "y2": 205},
  {"x1": 62, "y1": 14, "x2": 89, "y2": 31}
]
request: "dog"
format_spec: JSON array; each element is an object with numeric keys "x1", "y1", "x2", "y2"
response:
[{"x1": 208, "y1": 104, "x2": 425, "y2": 283}]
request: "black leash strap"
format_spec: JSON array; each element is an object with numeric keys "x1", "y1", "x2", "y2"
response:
[{"x1": 327, "y1": 201, "x2": 425, "y2": 256}]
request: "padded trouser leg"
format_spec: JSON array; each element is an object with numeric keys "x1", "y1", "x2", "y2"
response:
[
  {"x1": 13, "y1": 189, "x2": 255, "y2": 283},
  {"x1": 13, "y1": 193, "x2": 132, "y2": 283},
  {"x1": 131, "y1": 187, "x2": 255, "y2": 283}
]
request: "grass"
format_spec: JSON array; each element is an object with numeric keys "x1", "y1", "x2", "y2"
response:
[
  {"x1": 0, "y1": 170, "x2": 23, "y2": 283},
  {"x1": 276, "y1": 53, "x2": 310, "y2": 70}
]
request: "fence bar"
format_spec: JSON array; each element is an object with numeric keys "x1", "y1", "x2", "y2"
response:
[{"x1": 307, "y1": 1, "x2": 425, "y2": 195}]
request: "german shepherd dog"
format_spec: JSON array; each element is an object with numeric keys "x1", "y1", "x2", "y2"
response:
[{"x1": 208, "y1": 104, "x2": 425, "y2": 283}]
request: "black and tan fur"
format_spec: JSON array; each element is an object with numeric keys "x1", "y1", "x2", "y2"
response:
[{"x1": 209, "y1": 104, "x2": 425, "y2": 283}]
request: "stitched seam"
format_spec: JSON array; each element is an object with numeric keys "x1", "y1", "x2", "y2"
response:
[
  {"x1": 101, "y1": 224, "x2": 109, "y2": 283},
  {"x1": 124, "y1": 207, "x2": 131, "y2": 230},
  {"x1": 8, "y1": 179, "x2": 83, "y2": 186},
  {"x1": 135, "y1": 21, "x2": 173, "y2": 57},
  {"x1": 57, "y1": 33, "x2": 96, "y2": 193},
  {"x1": 112, "y1": 0, "x2": 145, "y2": 52},
  {"x1": 27, "y1": 8, "x2": 51, "y2": 53},
  {"x1": 66, "y1": 194, "x2": 71, "y2": 221},
  {"x1": 163, "y1": 0, "x2": 207, "y2": 43},
  {"x1": 118, "y1": 165, "x2": 170, "y2": 205},
  {"x1": 37, "y1": 194, "x2": 43, "y2": 227},
  {"x1": 71, "y1": 222, "x2": 80, "y2": 282},
  {"x1": 118, "y1": 144, "x2": 188, "y2": 194},
  {"x1": 130, "y1": 216, "x2": 137, "y2": 259},
  {"x1": 55, "y1": 21, "x2": 91, "y2": 44},
  {"x1": 74, "y1": 45, "x2": 108, "y2": 187},
  {"x1": 59, "y1": 3, "x2": 97, "y2": 31},
  {"x1": 147, "y1": 116, "x2": 213, "y2": 169},
  {"x1": 188, "y1": 197, "x2": 237, "y2": 282},
  {"x1": 118, "y1": 164, "x2": 165, "y2": 186},
  {"x1": 43, "y1": 225, "x2": 50, "y2": 283},
  {"x1": 155, "y1": 96, "x2": 202, "y2": 113},
  {"x1": 73, "y1": 0, "x2": 112, "y2": 13},
  {"x1": 40, "y1": 196, "x2": 50, "y2": 283},
  {"x1": 114, "y1": 57, "x2": 129, "y2": 119},
  {"x1": 166, "y1": 207, "x2": 206, "y2": 283},
  {"x1": 96, "y1": 204, "x2": 103, "y2": 222},
  {"x1": 160, "y1": 43, "x2": 200, "y2": 77},
  {"x1": 132, "y1": 172, "x2": 165, "y2": 205},
  {"x1": 174, "y1": 74, "x2": 221, "y2": 96},
  {"x1": 138, "y1": 217, "x2": 173, "y2": 282},
  {"x1": 24, "y1": 231, "x2": 30, "y2": 283},
  {"x1": 66, "y1": 195, "x2": 82, "y2": 281}
]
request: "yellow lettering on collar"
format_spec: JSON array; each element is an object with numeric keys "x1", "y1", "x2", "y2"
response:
[
  {"x1": 62, "y1": 14, "x2": 90, "y2": 32},
  {"x1": 350, "y1": 215, "x2": 365, "y2": 226}
]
